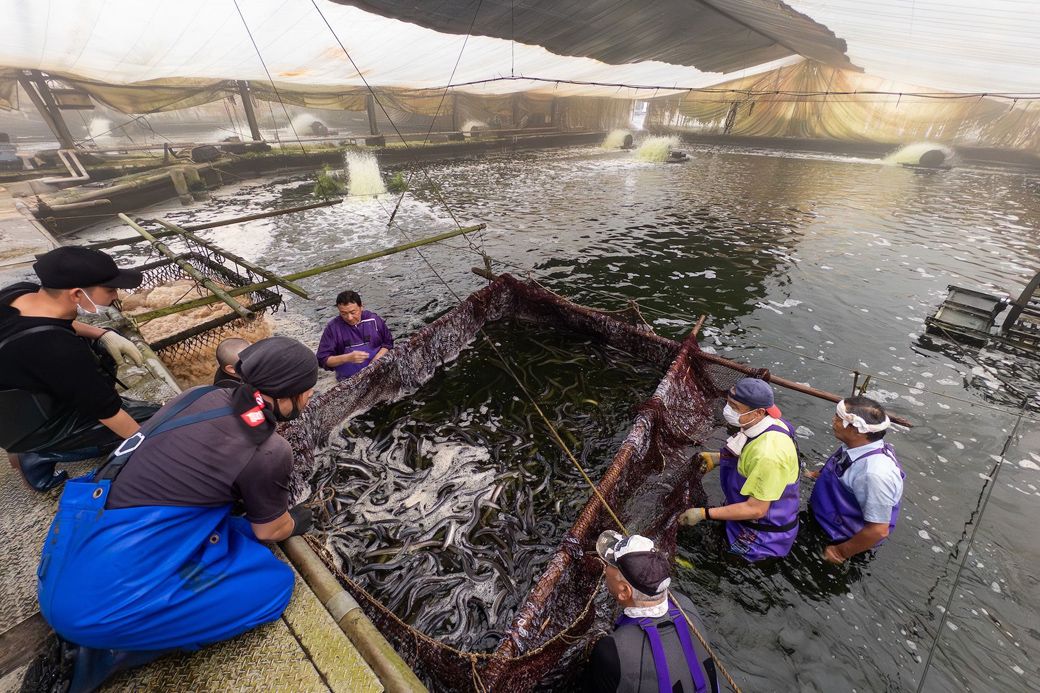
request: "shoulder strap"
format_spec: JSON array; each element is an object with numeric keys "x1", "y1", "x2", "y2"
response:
[
  {"x1": 96, "y1": 386, "x2": 224, "y2": 481},
  {"x1": 0, "y1": 324, "x2": 68, "y2": 352},
  {"x1": 668, "y1": 601, "x2": 709, "y2": 693},
  {"x1": 637, "y1": 619, "x2": 673, "y2": 693}
]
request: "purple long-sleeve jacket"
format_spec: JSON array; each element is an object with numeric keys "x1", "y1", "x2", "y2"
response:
[{"x1": 316, "y1": 310, "x2": 394, "y2": 380}]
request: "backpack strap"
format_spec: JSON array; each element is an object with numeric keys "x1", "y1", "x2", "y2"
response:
[
  {"x1": 95, "y1": 386, "x2": 227, "y2": 482},
  {"x1": 0, "y1": 324, "x2": 68, "y2": 352}
]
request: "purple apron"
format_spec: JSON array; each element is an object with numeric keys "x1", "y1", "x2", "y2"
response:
[
  {"x1": 614, "y1": 599, "x2": 710, "y2": 693},
  {"x1": 809, "y1": 443, "x2": 904, "y2": 544},
  {"x1": 719, "y1": 419, "x2": 800, "y2": 562},
  {"x1": 333, "y1": 344, "x2": 378, "y2": 381}
]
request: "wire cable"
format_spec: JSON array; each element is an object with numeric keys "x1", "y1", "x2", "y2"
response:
[{"x1": 232, "y1": 0, "x2": 307, "y2": 154}]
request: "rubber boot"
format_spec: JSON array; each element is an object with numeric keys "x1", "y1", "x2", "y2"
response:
[
  {"x1": 8, "y1": 453, "x2": 68, "y2": 492},
  {"x1": 68, "y1": 645, "x2": 169, "y2": 693},
  {"x1": 8, "y1": 446, "x2": 102, "y2": 493}
]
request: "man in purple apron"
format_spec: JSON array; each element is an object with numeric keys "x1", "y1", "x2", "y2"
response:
[
  {"x1": 316, "y1": 290, "x2": 394, "y2": 381},
  {"x1": 584, "y1": 531, "x2": 719, "y2": 693},
  {"x1": 679, "y1": 378, "x2": 800, "y2": 562},
  {"x1": 807, "y1": 396, "x2": 904, "y2": 564}
]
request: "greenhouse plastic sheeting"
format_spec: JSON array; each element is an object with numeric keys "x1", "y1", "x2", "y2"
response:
[
  {"x1": 0, "y1": 0, "x2": 800, "y2": 111},
  {"x1": 646, "y1": 60, "x2": 1040, "y2": 150},
  {"x1": 331, "y1": 0, "x2": 852, "y2": 73}
]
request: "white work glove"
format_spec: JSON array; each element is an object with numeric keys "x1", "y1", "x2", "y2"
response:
[
  {"x1": 98, "y1": 330, "x2": 144, "y2": 366},
  {"x1": 678, "y1": 507, "x2": 709, "y2": 527}
]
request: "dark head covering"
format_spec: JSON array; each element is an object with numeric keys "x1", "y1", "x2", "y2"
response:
[
  {"x1": 34, "y1": 246, "x2": 143, "y2": 289},
  {"x1": 236, "y1": 336, "x2": 318, "y2": 398},
  {"x1": 596, "y1": 532, "x2": 672, "y2": 597}
]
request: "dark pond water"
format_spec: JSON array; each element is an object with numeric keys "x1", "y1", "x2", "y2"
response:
[{"x1": 79, "y1": 142, "x2": 1040, "y2": 692}]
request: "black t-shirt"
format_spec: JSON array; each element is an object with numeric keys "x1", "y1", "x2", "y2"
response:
[
  {"x1": 0, "y1": 282, "x2": 122, "y2": 420},
  {"x1": 106, "y1": 387, "x2": 293, "y2": 524}
]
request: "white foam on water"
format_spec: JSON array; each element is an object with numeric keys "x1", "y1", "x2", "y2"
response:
[
  {"x1": 991, "y1": 582, "x2": 1002, "y2": 594},
  {"x1": 635, "y1": 136, "x2": 680, "y2": 162},
  {"x1": 601, "y1": 129, "x2": 632, "y2": 149},
  {"x1": 344, "y1": 150, "x2": 387, "y2": 197},
  {"x1": 1018, "y1": 459, "x2": 1040, "y2": 470},
  {"x1": 918, "y1": 529, "x2": 931, "y2": 540}
]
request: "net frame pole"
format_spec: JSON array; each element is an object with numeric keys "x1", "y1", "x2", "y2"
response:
[
  {"x1": 131, "y1": 223, "x2": 487, "y2": 322},
  {"x1": 154, "y1": 219, "x2": 309, "y2": 299},
  {"x1": 117, "y1": 213, "x2": 253, "y2": 320}
]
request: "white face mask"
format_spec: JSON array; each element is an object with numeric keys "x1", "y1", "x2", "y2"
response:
[
  {"x1": 722, "y1": 403, "x2": 744, "y2": 427},
  {"x1": 75, "y1": 288, "x2": 101, "y2": 316}
]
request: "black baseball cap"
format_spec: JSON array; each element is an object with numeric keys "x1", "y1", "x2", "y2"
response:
[
  {"x1": 33, "y1": 246, "x2": 143, "y2": 290},
  {"x1": 596, "y1": 531, "x2": 672, "y2": 596}
]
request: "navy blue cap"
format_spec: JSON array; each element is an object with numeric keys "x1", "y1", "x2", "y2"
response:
[{"x1": 729, "y1": 378, "x2": 774, "y2": 410}]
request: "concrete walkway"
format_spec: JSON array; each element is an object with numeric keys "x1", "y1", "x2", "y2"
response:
[{"x1": 0, "y1": 185, "x2": 58, "y2": 270}]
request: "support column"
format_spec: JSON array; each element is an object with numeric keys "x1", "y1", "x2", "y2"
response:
[
  {"x1": 549, "y1": 98, "x2": 559, "y2": 128},
  {"x1": 18, "y1": 71, "x2": 75, "y2": 149},
  {"x1": 236, "y1": 81, "x2": 263, "y2": 141},
  {"x1": 366, "y1": 94, "x2": 380, "y2": 136},
  {"x1": 511, "y1": 93, "x2": 521, "y2": 128},
  {"x1": 451, "y1": 93, "x2": 459, "y2": 131}
]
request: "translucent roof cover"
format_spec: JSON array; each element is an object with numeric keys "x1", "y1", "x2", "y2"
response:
[
  {"x1": 1, "y1": 0, "x2": 1036, "y2": 111},
  {"x1": 0, "y1": 0, "x2": 804, "y2": 101}
]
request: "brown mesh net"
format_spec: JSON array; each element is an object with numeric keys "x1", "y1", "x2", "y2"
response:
[
  {"x1": 119, "y1": 236, "x2": 284, "y2": 359},
  {"x1": 283, "y1": 274, "x2": 749, "y2": 691}
]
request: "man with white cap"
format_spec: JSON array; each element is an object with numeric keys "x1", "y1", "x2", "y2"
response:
[
  {"x1": 807, "y1": 396, "x2": 904, "y2": 564},
  {"x1": 679, "y1": 377, "x2": 800, "y2": 562},
  {"x1": 585, "y1": 531, "x2": 719, "y2": 693}
]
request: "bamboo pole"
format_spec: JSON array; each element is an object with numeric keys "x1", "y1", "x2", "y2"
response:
[
  {"x1": 86, "y1": 198, "x2": 345, "y2": 250},
  {"x1": 155, "y1": 219, "x2": 310, "y2": 299},
  {"x1": 181, "y1": 198, "x2": 344, "y2": 232},
  {"x1": 117, "y1": 213, "x2": 253, "y2": 320},
  {"x1": 131, "y1": 223, "x2": 487, "y2": 322}
]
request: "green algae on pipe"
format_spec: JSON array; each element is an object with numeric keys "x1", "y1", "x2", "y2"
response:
[{"x1": 130, "y1": 223, "x2": 487, "y2": 323}]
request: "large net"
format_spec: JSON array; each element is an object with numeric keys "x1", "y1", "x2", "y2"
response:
[
  {"x1": 112, "y1": 228, "x2": 284, "y2": 362},
  {"x1": 282, "y1": 274, "x2": 751, "y2": 691}
]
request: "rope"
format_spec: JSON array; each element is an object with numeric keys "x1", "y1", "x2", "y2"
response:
[
  {"x1": 308, "y1": 0, "x2": 486, "y2": 261},
  {"x1": 913, "y1": 399, "x2": 1029, "y2": 692},
  {"x1": 232, "y1": 0, "x2": 307, "y2": 154},
  {"x1": 307, "y1": 6, "x2": 740, "y2": 684}
]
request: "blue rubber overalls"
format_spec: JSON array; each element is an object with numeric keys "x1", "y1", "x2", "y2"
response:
[{"x1": 36, "y1": 386, "x2": 294, "y2": 690}]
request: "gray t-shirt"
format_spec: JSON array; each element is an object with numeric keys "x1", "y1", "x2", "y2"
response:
[
  {"x1": 841, "y1": 440, "x2": 904, "y2": 524},
  {"x1": 106, "y1": 388, "x2": 293, "y2": 523}
]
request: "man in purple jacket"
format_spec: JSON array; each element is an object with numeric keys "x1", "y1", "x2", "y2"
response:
[{"x1": 316, "y1": 290, "x2": 393, "y2": 381}]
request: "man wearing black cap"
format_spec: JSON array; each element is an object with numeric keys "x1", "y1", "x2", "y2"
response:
[
  {"x1": 26, "y1": 336, "x2": 318, "y2": 692},
  {"x1": 0, "y1": 246, "x2": 160, "y2": 491},
  {"x1": 586, "y1": 531, "x2": 719, "y2": 693}
]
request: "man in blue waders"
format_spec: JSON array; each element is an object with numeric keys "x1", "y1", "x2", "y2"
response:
[
  {"x1": 678, "y1": 378, "x2": 800, "y2": 562},
  {"x1": 807, "y1": 396, "x2": 904, "y2": 564},
  {"x1": 584, "y1": 531, "x2": 719, "y2": 693},
  {"x1": 24, "y1": 336, "x2": 318, "y2": 692}
]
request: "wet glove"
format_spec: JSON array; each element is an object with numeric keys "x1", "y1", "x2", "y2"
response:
[
  {"x1": 697, "y1": 451, "x2": 719, "y2": 473},
  {"x1": 98, "y1": 330, "x2": 143, "y2": 366},
  {"x1": 678, "y1": 507, "x2": 711, "y2": 527},
  {"x1": 288, "y1": 503, "x2": 314, "y2": 536}
]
